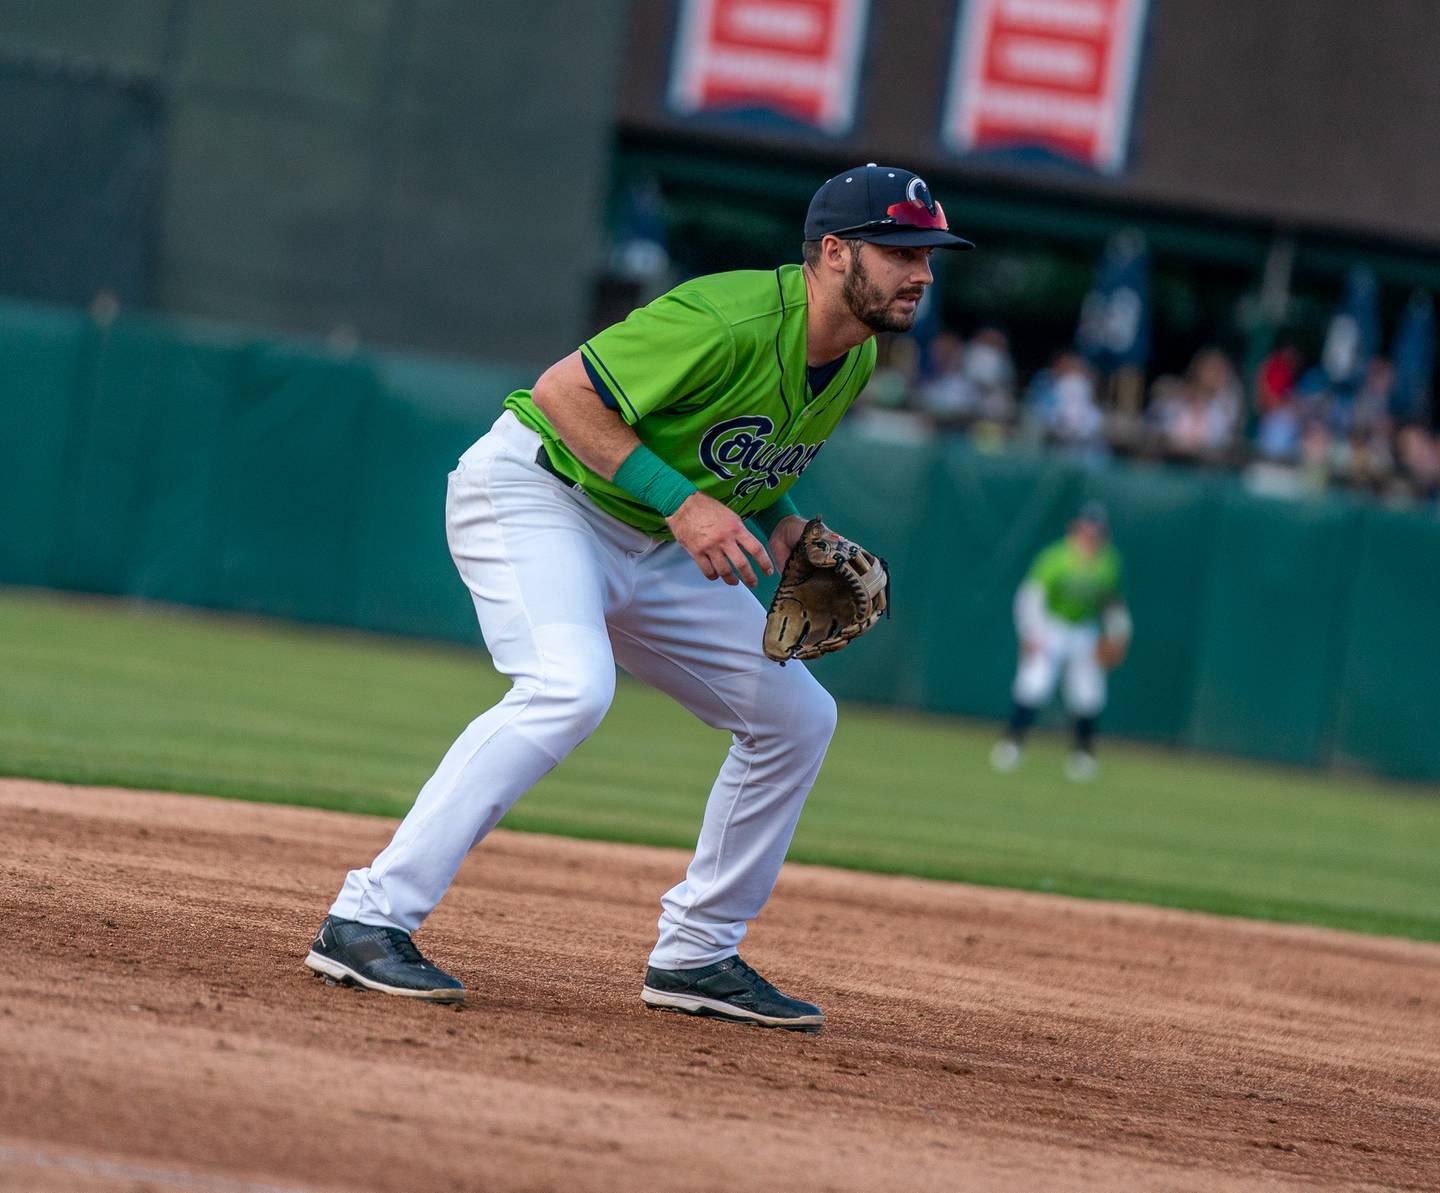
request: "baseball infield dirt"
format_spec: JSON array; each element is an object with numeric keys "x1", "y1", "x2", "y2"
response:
[{"x1": 2, "y1": 780, "x2": 1437, "y2": 1193}]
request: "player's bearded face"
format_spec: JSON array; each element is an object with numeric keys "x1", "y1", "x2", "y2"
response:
[{"x1": 842, "y1": 244, "x2": 927, "y2": 333}]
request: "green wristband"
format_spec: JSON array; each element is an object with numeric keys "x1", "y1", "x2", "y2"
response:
[
  {"x1": 753, "y1": 492, "x2": 801, "y2": 537},
  {"x1": 612, "y1": 444, "x2": 699, "y2": 518}
]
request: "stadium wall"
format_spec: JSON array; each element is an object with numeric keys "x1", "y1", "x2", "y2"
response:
[{"x1": 6, "y1": 298, "x2": 1438, "y2": 785}]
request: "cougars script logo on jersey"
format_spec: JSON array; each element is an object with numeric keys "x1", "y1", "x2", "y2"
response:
[{"x1": 698, "y1": 416, "x2": 826, "y2": 498}]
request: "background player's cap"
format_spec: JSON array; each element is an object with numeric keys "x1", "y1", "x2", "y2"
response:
[
  {"x1": 1075, "y1": 501, "x2": 1110, "y2": 529},
  {"x1": 805, "y1": 164, "x2": 974, "y2": 250}
]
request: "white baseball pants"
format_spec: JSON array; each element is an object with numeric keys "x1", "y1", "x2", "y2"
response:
[
  {"x1": 1013, "y1": 614, "x2": 1105, "y2": 716},
  {"x1": 331, "y1": 411, "x2": 837, "y2": 968}
]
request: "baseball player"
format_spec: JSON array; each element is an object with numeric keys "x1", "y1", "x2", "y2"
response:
[
  {"x1": 305, "y1": 165, "x2": 973, "y2": 1029},
  {"x1": 990, "y1": 502, "x2": 1130, "y2": 782}
]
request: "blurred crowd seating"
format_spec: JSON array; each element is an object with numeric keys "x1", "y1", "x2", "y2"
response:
[{"x1": 856, "y1": 330, "x2": 1440, "y2": 507}]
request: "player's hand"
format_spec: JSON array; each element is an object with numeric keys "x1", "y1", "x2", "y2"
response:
[
  {"x1": 667, "y1": 493, "x2": 775, "y2": 587},
  {"x1": 767, "y1": 515, "x2": 809, "y2": 572},
  {"x1": 1021, "y1": 637, "x2": 1040, "y2": 658}
]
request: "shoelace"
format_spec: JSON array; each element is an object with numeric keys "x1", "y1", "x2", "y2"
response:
[
  {"x1": 380, "y1": 927, "x2": 426, "y2": 966},
  {"x1": 727, "y1": 957, "x2": 778, "y2": 996}
]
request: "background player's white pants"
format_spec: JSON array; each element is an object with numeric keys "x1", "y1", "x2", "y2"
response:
[
  {"x1": 1013, "y1": 614, "x2": 1105, "y2": 716},
  {"x1": 331, "y1": 412, "x2": 837, "y2": 969}
]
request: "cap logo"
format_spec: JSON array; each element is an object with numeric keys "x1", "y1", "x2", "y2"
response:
[{"x1": 906, "y1": 176, "x2": 937, "y2": 214}]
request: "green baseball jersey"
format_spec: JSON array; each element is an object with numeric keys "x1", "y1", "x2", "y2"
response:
[
  {"x1": 1028, "y1": 539, "x2": 1124, "y2": 625},
  {"x1": 504, "y1": 265, "x2": 877, "y2": 537}
]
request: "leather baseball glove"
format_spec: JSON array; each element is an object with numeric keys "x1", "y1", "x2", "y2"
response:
[{"x1": 763, "y1": 518, "x2": 889, "y2": 663}]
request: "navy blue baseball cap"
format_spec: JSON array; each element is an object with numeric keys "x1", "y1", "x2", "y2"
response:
[{"x1": 805, "y1": 164, "x2": 974, "y2": 250}]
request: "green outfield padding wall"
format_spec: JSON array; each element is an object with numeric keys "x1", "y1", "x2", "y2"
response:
[{"x1": 6, "y1": 298, "x2": 1439, "y2": 783}]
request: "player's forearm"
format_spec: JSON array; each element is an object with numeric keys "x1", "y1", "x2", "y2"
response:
[{"x1": 532, "y1": 351, "x2": 640, "y2": 480}]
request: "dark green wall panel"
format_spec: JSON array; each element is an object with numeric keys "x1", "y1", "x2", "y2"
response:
[
  {"x1": 1184, "y1": 494, "x2": 1361, "y2": 765},
  {"x1": 54, "y1": 320, "x2": 180, "y2": 594},
  {"x1": 123, "y1": 327, "x2": 246, "y2": 608},
  {"x1": 1331, "y1": 510, "x2": 1440, "y2": 780},
  {"x1": 0, "y1": 304, "x2": 86, "y2": 585},
  {"x1": 209, "y1": 345, "x2": 377, "y2": 625}
]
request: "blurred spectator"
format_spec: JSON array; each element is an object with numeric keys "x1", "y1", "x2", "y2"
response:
[
  {"x1": 1254, "y1": 345, "x2": 1302, "y2": 415},
  {"x1": 1190, "y1": 348, "x2": 1243, "y2": 450},
  {"x1": 1023, "y1": 351, "x2": 1107, "y2": 460},
  {"x1": 1148, "y1": 348, "x2": 1242, "y2": 462},
  {"x1": 1335, "y1": 358, "x2": 1397, "y2": 489},
  {"x1": 1298, "y1": 421, "x2": 1336, "y2": 493},
  {"x1": 961, "y1": 327, "x2": 1017, "y2": 422},
  {"x1": 1396, "y1": 424, "x2": 1440, "y2": 502},
  {"x1": 914, "y1": 327, "x2": 1017, "y2": 431},
  {"x1": 1254, "y1": 389, "x2": 1304, "y2": 462},
  {"x1": 1341, "y1": 424, "x2": 1395, "y2": 492},
  {"x1": 913, "y1": 331, "x2": 978, "y2": 428},
  {"x1": 1290, "y1": 365, "x2": 1334, "y2": 427},
  {"x1": 1144, "y1": 374, "x2": 1186, "y2": 449},
  {"x1": 1350, "y1": 357, "x2": 1395, "y2": 432}
]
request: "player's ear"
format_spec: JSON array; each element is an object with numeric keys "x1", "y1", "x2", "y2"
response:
[{"x1": 821, "y1": 234, "x2": 851, "y2": 272}]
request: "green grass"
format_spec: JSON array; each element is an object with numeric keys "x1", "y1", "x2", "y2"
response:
[{"x1": 3, "y1": 587, "x2": 1439, "y2": 941}]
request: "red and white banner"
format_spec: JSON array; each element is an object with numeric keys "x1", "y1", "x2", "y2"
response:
[
  {"x1": 942, "y1": 0, "x2": 1149, "y2": 173},
  {"x1": 668, "y1": 0, "x2": 870, "y2": 136}
]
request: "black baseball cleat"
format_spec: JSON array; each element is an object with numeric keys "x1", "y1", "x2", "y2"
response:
[
  {"x1": 304, "y1": 914, "x2": 464, "y2": 1003},
  {"x1": 641, "y1": 955, "x2": 824, "y2": 1032}
]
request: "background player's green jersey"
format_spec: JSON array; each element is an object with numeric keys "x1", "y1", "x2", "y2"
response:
[
  {"x1": 506, "y1": 265, "x2": 877, "y2": 537},
  {"x1": 1028, "y1": 540, "x2": 1124, "y2": 624}
]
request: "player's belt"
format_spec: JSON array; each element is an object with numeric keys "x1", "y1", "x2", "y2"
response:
[{"x1": 534, "y1": 445, "x2": 579, "y2": 488}]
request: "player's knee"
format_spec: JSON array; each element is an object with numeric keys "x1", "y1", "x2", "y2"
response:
[
  {"x1": 789, "y1": 681, "x2": 837, "y2": 756},
  {"x1": 1067, "y1": 676, "x2": 1105, "y2": 717},
  {"x1": 575, "y1": 669, "x2": 617, "y2": 734},
  {"x1": 1015, "y1": 667, "x2": 1053, "y2": 706},
  {"x1": 512, "y1": 627, "x2": 617, "y2": 750},
  {"x1": 546, "y1": 666, "x2": 616, "y2": 739}
]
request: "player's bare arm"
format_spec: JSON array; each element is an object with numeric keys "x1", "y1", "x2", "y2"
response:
[
  {"x1": 531, "y1": 351, "x2": 641, "y2": 478},
  {"x1": 532, "y1": 351, "x2": 774, "y2": 588}
]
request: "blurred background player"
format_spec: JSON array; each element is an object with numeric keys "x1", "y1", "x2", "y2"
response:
[{"x1": 990, "y1": 502, "x2": 1131, "y2": 781}]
